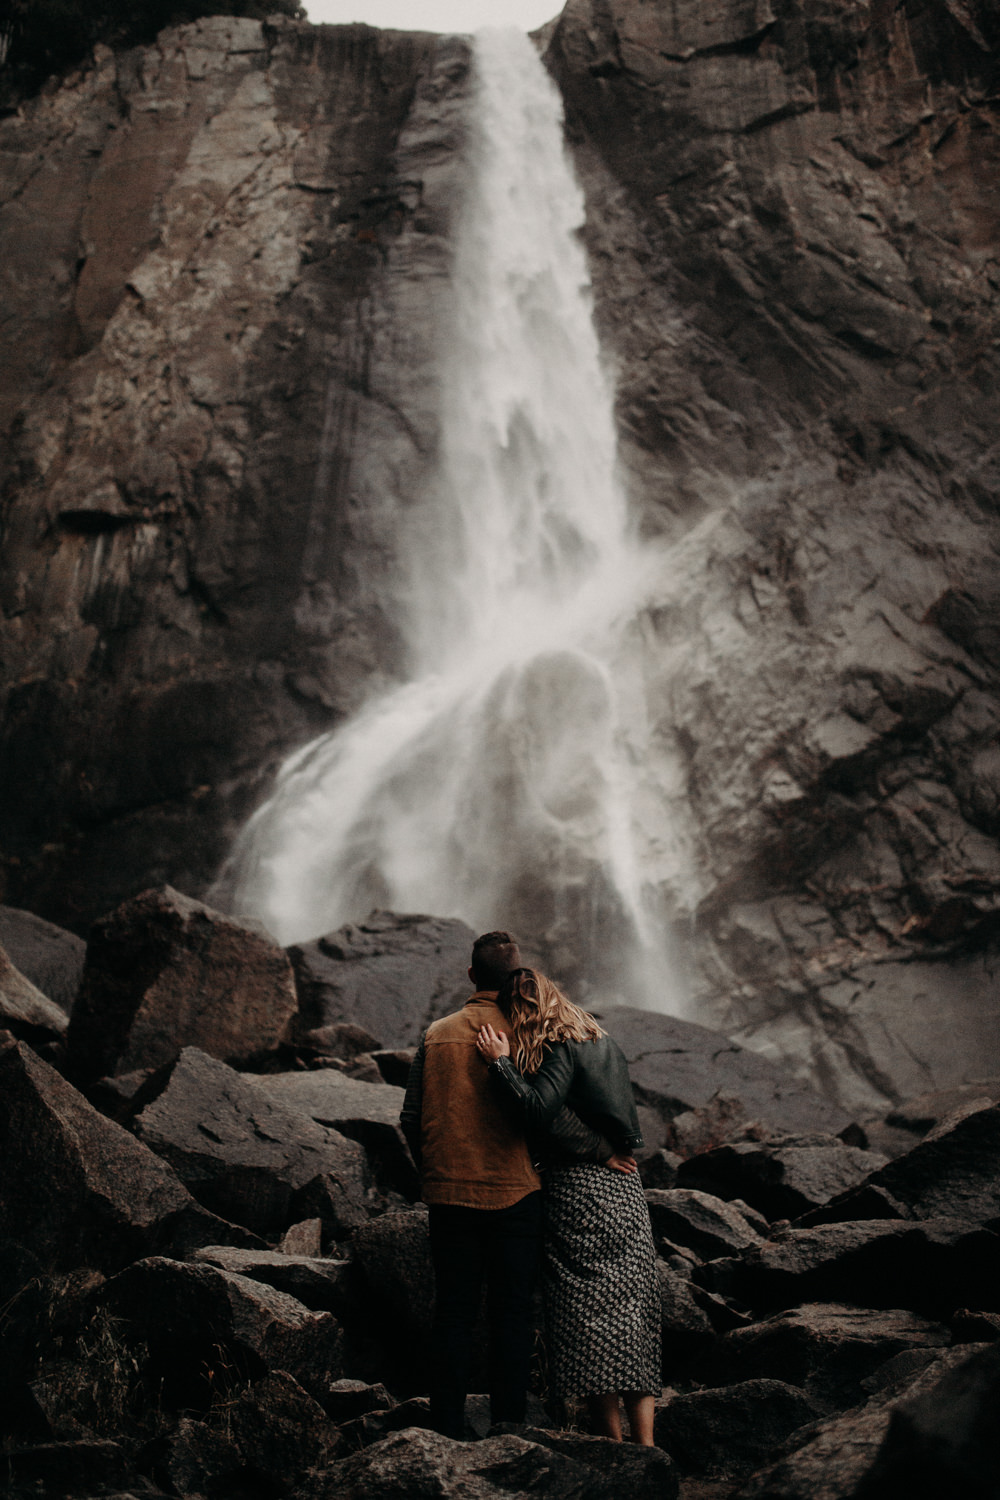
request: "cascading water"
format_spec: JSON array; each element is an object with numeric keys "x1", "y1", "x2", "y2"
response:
[{"x1": 226, "y1": 28, "x2": 684, "y2": 1010}]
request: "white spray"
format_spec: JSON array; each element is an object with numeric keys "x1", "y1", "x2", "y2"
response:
[{"x1": 227, "y1": 28, "x2": 683, "y2": 1009}]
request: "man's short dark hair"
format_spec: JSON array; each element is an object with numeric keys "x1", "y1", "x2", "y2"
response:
[{"x1": 471, "y1": 930, "x2": 521, "y2": 991}]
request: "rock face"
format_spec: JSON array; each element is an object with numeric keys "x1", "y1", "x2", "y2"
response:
[
  {"x1": 287, "y1": 912, "x2": 475, "y2": 1048},
  {"x1": 66, "y1": 886, "x2": 298, "y2": 1082},
  {"x1": 2, "y1": 3, "x2": 1000, "y2": 1116}
]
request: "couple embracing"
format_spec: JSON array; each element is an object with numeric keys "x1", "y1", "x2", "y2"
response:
[{"x1": 400, "y1": 930, "x2": 660, "y2": 1443}]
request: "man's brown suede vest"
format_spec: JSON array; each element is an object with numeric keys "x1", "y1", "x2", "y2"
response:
[{"x1": 420, "y1": 993, "x2": 541, "y2": 1209}]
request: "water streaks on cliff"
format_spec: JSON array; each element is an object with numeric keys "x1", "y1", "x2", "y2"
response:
[{"x1": 228, "y1": 28, "x2": 681, "y2": 1009}]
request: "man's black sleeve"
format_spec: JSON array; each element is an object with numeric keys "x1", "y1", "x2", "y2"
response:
[{"x1": 399, "y1": 1037, "x2": 425, "y2": 1170}]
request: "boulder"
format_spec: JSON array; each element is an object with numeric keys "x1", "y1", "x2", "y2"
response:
[
  {"x1": 352, "y1": 1206, "x2": 434, "y2": 1362},
  {"x1": 66, "y1": 886, "x2": 298, "y2": 1083},
  {"x1": 0, "y1": 941, "x2": 68, "y2": 1045},
  {"x1": 645, "y1": 1188, "x2": 763, "y2": 1260},
  {"x1": 806, "y1": 1102, "x2": 1000, "y2": 1229},
  {"x1": 493, "y1": 1426, "x2": 678, "y2": 1499},
  {"x1": 303, "y1": 1022, "x2": 385, "y2": 1057},
  {"x1": 133, "y1": 1047, "x2": 373, "y2": 1236},
  {"x1": 259, "y1": 1068, "x2": 417, "y2": 1199},
  {"x1": 739, "y1": 1344, "x2": 991, "y2": 1500},
  {"x1": 300, "y1": 1425, "x2": 634, "y2": 1500},
  {"x1": 677, "y1": 1135, "x2": 888, "y2": 1221},
  {"x1": 656, "y1": 1259, "x2": 716, "y2": 1364},
  {"x1": 886, "y1": 1081, "x2": 1000, "y2": 1138},
  {"x1": 708, "y1": 1219, "x2": 1000, "y2": 1316},
  {"x1": 639, "y1": 1149, "x2": 682, "y2": 1190},
  {"x1": 287, "y1": 911, "x2": 474, "y2": 1048},
  {"x1": 653, "y1": 1380, "x2": 820, "y2": 1479},
  {"x1": 279, "y1": 1217, "x2": 324, "y2": 1256},
  {"x1": 0, "y1": 906, "x2": 86, "y2": 1012},
  {"x1": 0, "y1": 1439, "x2": 135, "y2": 1495},
  {"x1": 0, "y1": 1033, "x2": 257, "y2": 1272},
  {"x1": 227, "y1": 1370, "x2": 343, "y2": 1484},
  {"x1": 190, "y1": 1245, "x2": 353, "y2": 1315},
  {"x1": 711, "y1": 1303, "x2": 952, "y2": 1412},
  {"x1": 153, "y1": 1418, "x2": 242, "y2": 1500},
  {"x1": 852, "y1": 1340, "x2": 1000, "y2": 1499},
  {"x1": 96, "y1": 1255, "x2": 344, "y2": 1405},
  {"x1": 371, "y1": 1048, "x2": 416, "y2": 1088},
  {"x1": 599, "y1": 1010, "x2": 855, "y2": 1138},
  {"x1": 338, "y1": 1396, "x2": 436, "y2": 1451},
  {"x1": 664, "y1": 1090, "x2": 758, "y2": 1158},
  {"x1": 321, "y1": 1379, "x2": 394, "y2": 1425}
]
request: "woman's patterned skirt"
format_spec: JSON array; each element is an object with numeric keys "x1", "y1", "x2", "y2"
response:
[{"x1": 542, "y1": 1162, "x2": 661, "y2": 1397}]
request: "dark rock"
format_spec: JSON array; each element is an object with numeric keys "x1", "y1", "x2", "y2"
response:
[
  {"x1": 190, "y1": 1245, "x2": 353, "y2": 1315},
  {"x1": 677, "y1": 1135, "x2": 888, "y2": 1221},
  {"x1": 887, "y1": 1081, "x2": 1000, "y2": 1137},
  {"x1": 639, "y1": 1149, "x2": 683, "y2": 1190},
  {"x1": 228, "y1": 1370, "x2": 342, "y2": 1484},
  {"x1": 288, "y1": 912, "x2": 475, "y2": 1049},
  {"x1": 646, "y1": 1188, "x2": 763, "y2": 1260},
  {"x1": 66, "y1": 886, "x2": 298, "y2": 1084},
  {"x1": 601, "y1": 1011, "x2": 854, "y2": 1138},
  {"x1": 95, "y1": 1255, "x2": 344, "y2": 1405},
  {"x1": 656, "y1": 1258, "x2": 716, "y2": 1364},
  {"x1": 349, "y1": 1208, "x2": 434, "y2": 1384},
  {"x1": 708, "y1": 1218, "x2": 1000, "y2": 1315},
  {"x1": 0, "y1": 1032, "x2": 256, "y2": 1272},
  {"x1": 653, "y1": 1380, "x2": 820, "y2": 1479},
  {"x1": 0, "y1": 942, "x2": 68, "y2": 1045},
  {"x1": 321, "y1": 1379, "x2": 394, "y2": 1424},
  {"x1": 730, "y1": 1198, "x2": 771, "y2": 1236},
  {"x1": 303, "y1": 1022, "x2": 385, "y2": 1057},
  {"x1": 301, "y1": 1425, "x2": 627, "y2": 1500},
  {"x1": 0, "y1": 906, "x2": 86, "y2": 1011},
  {"x1": 279, "y1": 1217, "x2": 324, "y2": 1256},
  {"x1": 492, "y1": 1425, "x2": 678, "y2": 1499},
  {"x1": 952, "y1": 1309, "x2": 1000, "y2": 1344},
  {"x1": 0, "y1": 1439, "x2": 133, "y2": 1494},
  {"x1": 852, "y1": 1340, "x2": 1000, "y2": 1499},
  {"x1": 338, "y1": 1396, "x2": 436, "y2": 1451},
  {"x1": 152, "y1": 1417, "x2": 242, "y2": 1500},
  {"x1": 711, "y1": 1303, "x2": 952, "y2": 1412},
  {"x1": 133, "y1": 1046, "x2": 373, "y2": 1236},
  {"x1": 371, "y1": 1048, "x2": 416, "y2": 1088},
  {"x1": 259, "y1": 1068, "x2": 417, "y2": 1200},
  {"x1": 806, "y1": 1102, "x2": 1000, "y2": 1230},
  {"x1": 739, "y1": 1344, "x2": 992, "y2": 1500},
  {"x1": 664, "y1": 1091, "x2": 756, "y2": 1158}
]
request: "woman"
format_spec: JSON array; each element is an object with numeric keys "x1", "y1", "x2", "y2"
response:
[{"x1": 475, "y1": 968, "x2": 660, "y2": 1445}]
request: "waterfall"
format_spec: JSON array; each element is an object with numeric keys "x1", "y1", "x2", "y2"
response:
[{"x1": 227, "y1": 28, "x2": 684, "y2": 1011}]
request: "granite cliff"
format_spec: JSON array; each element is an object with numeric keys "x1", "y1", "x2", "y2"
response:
[{"x1": 1, "y1": 0, "x2": 999, "y2": 1110}]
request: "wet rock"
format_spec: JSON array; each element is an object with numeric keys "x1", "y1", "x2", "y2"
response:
[
  {"x1": 852, "y1": 1340, "x2": 1000, "y2": 1499},
  {"x1": 133, "y1": 1046, "x2": 373, "y2": 1236},
  {"x1": 739, "y1": 1344, "x2": 991, "y2": 1500},
  {"x1": 66, "y1": 887, "x2": 298, "y2": 1084},
  {"x1": 190, "y1": 1245, "x2": 352, "y2": 1316},
  {"x1": 0, "y1": 942, "x2": 68, "y2": 1045},
  {"x1": 807, "y1": 1102, "x2": 1000, "y2": 1229},
  {"x1": 288, "y1": 912, "x2": 474, "y2": 1048},
  {"x1": 493, "y1": 1426, "x2": 678, "y2": 1499},
  {"x1": 96, "y1": 1255, "x2": 344, "y2": 1404},
  {"x1": 677, "y1": 1135, "x2": 888, "y2": 1221},
  {"x1": 709, "y1": 1219, "x2": 1000, "y2": 1315},
  {"x1": 645, "y1": 1188, "x2": 764, "y2": 1260},
  {"x1": 601, "y1": 1011, "x2": 854, "y2": 1138},
  {"x1": 259, "y1": 1068, "x2": 417, "y2": 1199},
  {"x1": 653, "y1": 1380, "x2": 820, "y2": 1480},
  {"x1": 301, "y1": 1425, "x2": 626, "y2": 1500},
  {"x1": 0, "y1": 906, "x2": 86, "y2": 1012},
  {"x1": 0, "y1": 1032, "x2": 255, "y2": 1272},
  {"x1": 711, "y1": 1303, "x2": 952, "y2": 1412}
]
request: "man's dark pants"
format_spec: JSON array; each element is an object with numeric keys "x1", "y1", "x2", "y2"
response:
[{"x1": 427, "y1": 1190, "x2": 543, "y2": 1440}]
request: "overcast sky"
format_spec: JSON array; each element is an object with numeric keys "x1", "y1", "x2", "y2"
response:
[{"x1": 303, "y1": 0, "x2": 559, "y2": 32}]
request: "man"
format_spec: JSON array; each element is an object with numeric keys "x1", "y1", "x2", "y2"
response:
[{"x1": 400, "y1": 930, "x2": 542, "y2": 1440}]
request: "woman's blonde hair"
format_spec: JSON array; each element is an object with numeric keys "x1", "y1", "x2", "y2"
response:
[{"x1": 495, "y1": 967, "x2": 605, "y2": 1074}]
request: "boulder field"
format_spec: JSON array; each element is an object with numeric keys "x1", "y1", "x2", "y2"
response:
[{"x1": 1, "y1": 891, "x2": 998, "y2": 1498}]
